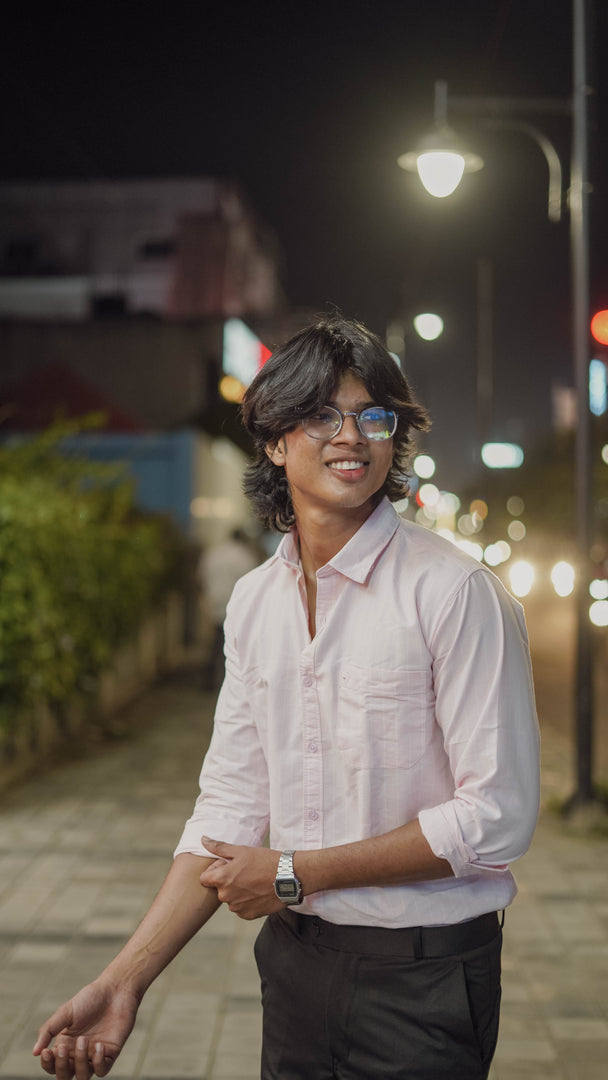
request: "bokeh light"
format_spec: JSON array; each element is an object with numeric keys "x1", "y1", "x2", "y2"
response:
[
  {"x1": 551, "y1": 561, "x2": 575, "y2": 597},
  {"x1": 484, "y1": 541, "x2": 511, "y2": 567},
  {"x1": 507, "y1": 520, "x2": 526, "y2": 541},
  {"x1": 506, "y1": 496, "x2": 525, "y2": 516},
  {"x1": 219, "y1": 374, "x2": 245, "y2": 403},
  {"x1": 509, "y1": 560, "x2": 535, "y2": 597},
  {"x1": 418, "y1": 483, "x2": 440, "y2": 507},
  {"x1": 470, "y1": 499, "x2": 488, "y2": 519},
  {"x1": 482, "y1": 443, "x2": 524, "y2": 469},
  {"x1": 441, "y1": 492, "x2": 461, "y2": 514},
  {"x1": 415, "y1": 507, "x2": 435, "y2": 527},
  {"x1": 590, "y1": 309, "x2": 608, "y2": 345},
  {"x1": 590, "y1": 579, "x2": 608, "y2": 600},
  {"x1": 589, "y1": 600, "x2": 608, "y2": 627},
  {"x1": 455, "y1": 539, "x2": 483, "y2": 561},
  {"x1": 413, "y1": 314, "x2": 444, "y2": 341},
  {"x1": 413, "y1": 454, "x2": 436, "y2": 479},
  {"x1": 589, "y1": 358, "x2": 607, "y2": 416},
  {"x1": 457, "y1": 513, "x2": 482, "y2": 536}
]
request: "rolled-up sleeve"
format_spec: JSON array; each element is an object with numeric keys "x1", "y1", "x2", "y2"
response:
[
  {"x1": 418, "y1": 569, "x2": 540, "y2": 878},
  {"x1": 174, "y1": 598, "x2": 270, "y2": 859}
]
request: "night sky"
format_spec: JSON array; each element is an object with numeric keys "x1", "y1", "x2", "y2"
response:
[{"x1": 2, "y1": 1, "x2": 607, "y2": 487}]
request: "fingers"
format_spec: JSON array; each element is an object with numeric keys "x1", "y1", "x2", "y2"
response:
[
  {"x1": 37, "y1": 1037, "x2": 111, "y2": 1079},
  {"x1": 92, "y1": 1042, "x2": 114, "y2": 1077},
  {"x1": 39, "y1": 1039, "x2": 78, "y2": 1080},
  {"x1": 199, "y1": 862, "x2": 226, "y2": 888},
  {"x1": 39, "y1": 1047, "x2": 57, "y2": 1075}
]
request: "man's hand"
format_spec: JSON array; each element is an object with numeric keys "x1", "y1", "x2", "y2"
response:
[
  {"x1": 32, "y1": 979, "x2": 139, "y2": 1080},
  {"x1": 200, "y1": 838, "x2": 284, "y2": 919}
]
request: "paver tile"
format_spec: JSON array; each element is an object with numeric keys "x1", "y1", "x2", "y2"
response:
[{"x1": 1, "y1": 671, "x2": 607, "y2": 1080}]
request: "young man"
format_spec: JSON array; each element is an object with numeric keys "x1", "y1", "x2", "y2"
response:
[{"x1": 34, "y1": 317, "x2": 540, "y2": 1080}]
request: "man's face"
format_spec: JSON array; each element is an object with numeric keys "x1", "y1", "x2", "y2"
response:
[{"x1": 265, "y1": 371, "x2": 394, "y2": 525}]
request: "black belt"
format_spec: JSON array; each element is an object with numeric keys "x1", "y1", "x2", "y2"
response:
[{"x1": 278, "y1": 908, "x2": 501, "y2": 959}]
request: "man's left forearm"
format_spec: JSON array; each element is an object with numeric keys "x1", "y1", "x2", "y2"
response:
[
  {"x1": 294, "y1": 819, "x2": 453, "y2": 895},
  {"x1": 200, "y1": 822, "x2": 452, "y2": 920}
]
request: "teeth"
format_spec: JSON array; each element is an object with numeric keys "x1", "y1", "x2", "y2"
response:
[{"x1": 329, "y1": 460, "x2": 365, "y2": 471}]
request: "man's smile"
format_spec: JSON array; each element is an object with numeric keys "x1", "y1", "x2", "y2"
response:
[{"x1": 326, "y1": 459, "x2": 368, "y2": 472}]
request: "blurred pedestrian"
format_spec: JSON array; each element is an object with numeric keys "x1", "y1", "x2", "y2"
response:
[{"x1": 34, "y1": 316, "x2": 540, "y2": 1080}]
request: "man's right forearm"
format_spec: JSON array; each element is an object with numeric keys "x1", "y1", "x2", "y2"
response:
[{"x1": 101, "y1": 853, "x2": 221, "y2": 999}]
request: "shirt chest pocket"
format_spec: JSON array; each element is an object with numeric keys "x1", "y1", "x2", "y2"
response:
[{"x1": 336, "y1": 663, "x2": 434, "y2": 770}]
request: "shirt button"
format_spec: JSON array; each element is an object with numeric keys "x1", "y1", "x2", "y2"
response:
[
  {"x1": 308, "y1": 810, "x2": 319, "y2": 821},
  {"x1": 303, "y1": 676, "x2": 313, "y2": 687},
  {"x1": 307, "y1": 741, "x2": 318, "y2": 753}
]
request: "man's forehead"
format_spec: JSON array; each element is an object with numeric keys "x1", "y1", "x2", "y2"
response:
[{"x1": 327, "y1": 372, "x2": 375, "y2": 405}]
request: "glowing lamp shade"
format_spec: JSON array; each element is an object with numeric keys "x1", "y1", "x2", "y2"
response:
[
  {"x1": 416, "y1": 152, "x2": 465, "y2": 198},
  {"x1": 481, "y1": 443, "x2": 524, "y2": 469},
  {"x1": 413, "y1": 314, "x2": 444, "y2": 341},
  {"x1": 591, "y1": 309, "x2": 608, "y2": 346},
  {"x1": 398, "y1": 128, "x2": 483, "y2": 199}
]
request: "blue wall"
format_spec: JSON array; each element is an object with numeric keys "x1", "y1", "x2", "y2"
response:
[{"x1": 60, "y1": 430, "x2": 196, "y2": 533}]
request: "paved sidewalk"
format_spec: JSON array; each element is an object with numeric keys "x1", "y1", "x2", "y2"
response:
[{"x1": 0, "y1": 668, "x2": 607, "y2": 1080}]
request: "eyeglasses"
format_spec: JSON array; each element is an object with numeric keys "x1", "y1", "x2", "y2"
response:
[{"x1": 301, "y1": 405, "x2": 397, "y2": 442}]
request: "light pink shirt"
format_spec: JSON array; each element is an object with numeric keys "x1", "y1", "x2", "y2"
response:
[{"x1": 176, "y1": 498, "x2": 540, "y2": 928}]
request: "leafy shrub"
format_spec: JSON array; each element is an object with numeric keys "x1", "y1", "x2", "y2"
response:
[{"x1": 0, "y1": 420, "x2": 181, "y2": 726}]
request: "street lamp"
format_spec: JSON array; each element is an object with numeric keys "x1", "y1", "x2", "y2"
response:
[
  {"x1": 398, "y1": 0, "x2": 597, "y2": 810},
  {"x1": 398, "y1": 80, "x2": 567, "y2": 222},
  {"x1": 397, "y1": 82, "x2": 483, "y2": 198}
]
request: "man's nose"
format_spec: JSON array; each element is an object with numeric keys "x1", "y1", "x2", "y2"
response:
[{"x1": 334, "y1": 413, "x2": 365, "y2": 441}]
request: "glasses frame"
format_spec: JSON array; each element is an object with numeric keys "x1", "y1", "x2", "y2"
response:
[{"x1": 301, "y1": 404, "x2": 398, "y2": 442}]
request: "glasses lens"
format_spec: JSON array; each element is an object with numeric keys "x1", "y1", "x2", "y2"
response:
[
  {"x1": 302, "y1": 406, "x2": 342, "y2": 440},
  {"x1": 359, "y1": 407, "x2": 397, "y2": 440}
]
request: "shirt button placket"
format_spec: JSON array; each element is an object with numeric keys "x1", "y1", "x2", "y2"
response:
[{"x1": 301, "y1": 664, "x2": 322, "y2": 843}]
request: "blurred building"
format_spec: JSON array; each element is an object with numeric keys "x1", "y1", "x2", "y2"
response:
[
  {"x1": 0, "y1": 177, "x2": 284, "y2": 544},
  {"x1": 0, "y1": 177, "x2": 280, "y2": 321}
]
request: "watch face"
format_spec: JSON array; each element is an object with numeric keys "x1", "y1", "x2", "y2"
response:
[{"x1": 276, "y1": 880, "x2": 298, "y2": 898}]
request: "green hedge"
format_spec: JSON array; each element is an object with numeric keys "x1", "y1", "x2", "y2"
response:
[{"x1": 0, "y1": 421, "x2": 181, "y2": 727}]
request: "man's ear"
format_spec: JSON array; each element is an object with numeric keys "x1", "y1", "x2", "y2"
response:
[{"x1": 265, "y1": 439, "x2": 286, "y2": 466}]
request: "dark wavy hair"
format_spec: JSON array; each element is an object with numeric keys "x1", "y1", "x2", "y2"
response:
[{"x1": 241, "y1": 316, "x2": 430, "y2": 531}]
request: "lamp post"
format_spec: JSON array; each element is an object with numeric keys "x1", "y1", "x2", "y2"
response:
[{"x1": 399, "y1": 0, "x2": 596, "y2": 807}]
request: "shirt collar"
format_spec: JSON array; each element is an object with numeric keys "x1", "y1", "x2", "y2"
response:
[
  {"x1": 275, "y1": 497, "x2": 400, "y2": 584},
  {"x1": 276, "y1": 528, "x2": 301, "y2": 569}
]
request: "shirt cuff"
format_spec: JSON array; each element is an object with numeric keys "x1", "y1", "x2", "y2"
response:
[
  {"x1": 173, "y1": 817, "x2": 264, "y2": 859},
  {"x1": 419, "y1": 803, "x2": 509, "y2": 878}
]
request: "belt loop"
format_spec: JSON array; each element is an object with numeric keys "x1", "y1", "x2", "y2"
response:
[
  {"x1": 499, "y1": 909, "x2": 505, "y2": 929},
  {"x1": 413, "y1": 925, "x2": 423, "y2": 959}
]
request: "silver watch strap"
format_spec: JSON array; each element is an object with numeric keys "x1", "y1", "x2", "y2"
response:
[{"x1": 277, "y1": 850, "x2": 296, "y2": 876}]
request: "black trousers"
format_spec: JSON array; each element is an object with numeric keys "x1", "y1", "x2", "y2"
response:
[{"x1": 254, "y1": 909, "x2": 502, "y2": 1080}]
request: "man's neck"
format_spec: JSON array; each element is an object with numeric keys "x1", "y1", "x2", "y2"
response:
[{"x1": 295, "y1": 503, "x2": 375, "y2": 579}]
